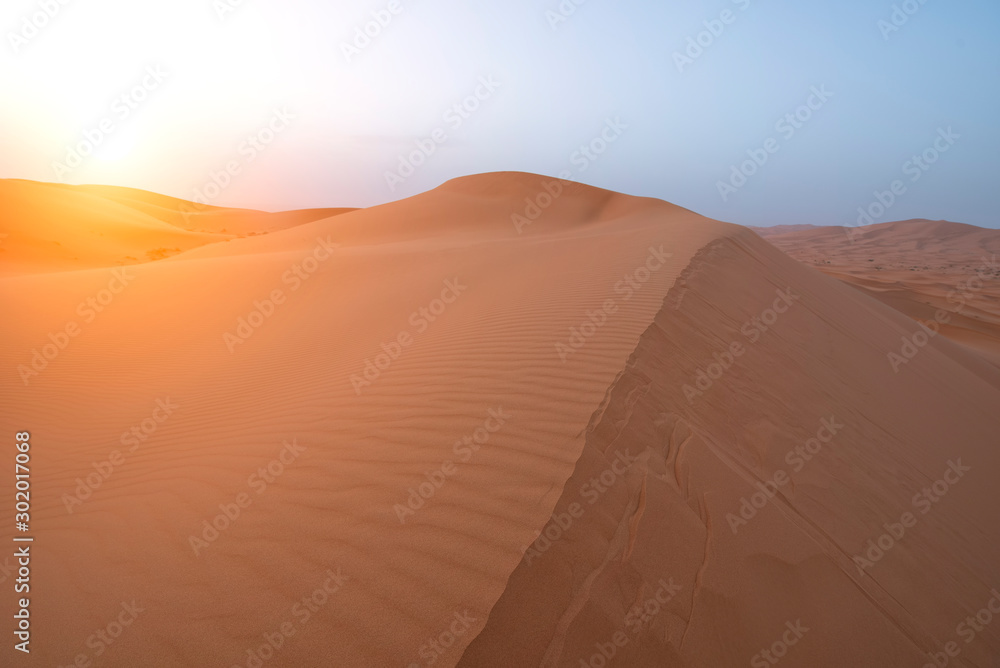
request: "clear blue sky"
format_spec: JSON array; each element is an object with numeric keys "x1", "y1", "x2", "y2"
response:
[{"x1": 2, "y1": 0, "x2": 998, "y2": 227}]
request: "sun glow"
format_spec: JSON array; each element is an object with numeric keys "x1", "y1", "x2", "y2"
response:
[{"x1": 2, "y1": 0, "x2": 282, "y2": 188}]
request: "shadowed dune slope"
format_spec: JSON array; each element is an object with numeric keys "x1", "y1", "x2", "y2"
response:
[{"x1": 460, "y1": 227, "x2": 1000, "y2": 667}]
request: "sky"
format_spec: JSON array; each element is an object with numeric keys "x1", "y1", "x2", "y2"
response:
[{"x1": 1, "y1": 0, "x2": 998, "y2": 228}]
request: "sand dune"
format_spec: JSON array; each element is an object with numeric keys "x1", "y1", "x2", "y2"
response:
[
  {"x1": 463, "y1": 223, "x2": 1000, "y2": 667},
  {"x1": 0, "y1": 180, "x2": 353, "y2": 275},
  {"x1": 1, "y1": 176, "x2": 999, "y2": 667},
  {"x1": 757, "y1": 220, "x2": 1000, "y2": 364}
]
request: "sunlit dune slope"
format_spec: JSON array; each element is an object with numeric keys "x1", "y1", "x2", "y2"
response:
[
  {"x1": 0, "y1": 179, "x2": 354, "y2": 275},
  {"x1": 71, "y1": 183, "x2": 357, "y2": 236},
  {"x1": 0, "y1": 172, "x2": 729, "y2": 667}
]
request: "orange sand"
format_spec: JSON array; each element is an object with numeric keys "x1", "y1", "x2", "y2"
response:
[{"x1": 1, "y1": 177, "x2": 998, "y2": 667}]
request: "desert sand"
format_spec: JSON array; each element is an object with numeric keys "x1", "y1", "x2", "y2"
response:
[
  {"x1": 757, "y1": 220, "x2": 1000, "y2": 365},
  {"x1": 1, "y1": 174, "x2": 999, "y2": 667}
]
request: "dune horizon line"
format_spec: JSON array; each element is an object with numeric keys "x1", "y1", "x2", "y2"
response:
[{"x1": 0, "y1": 173, "x2": 987, "y2": 233}]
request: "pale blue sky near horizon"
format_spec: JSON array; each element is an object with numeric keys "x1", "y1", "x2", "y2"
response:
[{"x1": 1, "y1": 0, "x2": 998, "y2": 227}]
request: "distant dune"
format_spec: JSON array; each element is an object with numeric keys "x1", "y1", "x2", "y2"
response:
[
  {"x1": 757, "y1": 219, "x2": 1000, "y2": 364},
  {"x1": 2, "y1": 176, "x2": 999, "y2": 667},
  {"x1": 750, "y1": 224, "x2": 820, "y2": 237},
  {"x1": 0, "y1": 179, "x2": 354, "y2": 275}
]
